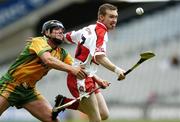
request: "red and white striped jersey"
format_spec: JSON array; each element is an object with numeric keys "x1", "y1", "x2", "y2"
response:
[{"x1": 64, "y1": 21, "x2": 108, "y2": 76}]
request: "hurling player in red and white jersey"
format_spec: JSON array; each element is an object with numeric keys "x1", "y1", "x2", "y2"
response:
[{"x1": 52, "y1": 3, "x2": 126, "y2": 122}]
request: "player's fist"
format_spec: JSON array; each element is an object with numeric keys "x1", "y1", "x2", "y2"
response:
[
  {"x1": 93, "y1": 76, "x2": 110, "y2": 89},
  {"x1": 99, "y1": 81, "x2": 110, "y2": 89},
  {"x1": 117, "y1": 73, "x2": 125, "y2": 81},
  {"x1": 114, "y1": 67, "x2": 126, "y2": 81}
]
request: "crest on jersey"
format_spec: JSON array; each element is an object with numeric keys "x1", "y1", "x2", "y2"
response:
[{"x1": 79, "y1": 86, "x2": 85, "y2": 92}]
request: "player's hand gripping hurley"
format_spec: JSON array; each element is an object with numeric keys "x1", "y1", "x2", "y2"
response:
[{"x1": 118, "y1": 51, "x2": 155, "y2": 80}]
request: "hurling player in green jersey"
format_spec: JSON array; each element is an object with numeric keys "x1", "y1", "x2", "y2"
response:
[{"x1": 0, "y1": 20, "x2": 87, "y2": 122}]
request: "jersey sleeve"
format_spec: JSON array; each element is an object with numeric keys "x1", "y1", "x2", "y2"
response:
[
  {"x1": 29, "y1": 38, "x2": 51, "y2": 56},
  {"x1": 64, "y1": 30, "x2": 82, "y2": 45},
  {"x1": 94, "y1": 30, "x2": 107, "y2": 56}
]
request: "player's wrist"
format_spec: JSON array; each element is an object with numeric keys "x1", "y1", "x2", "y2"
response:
[
  {"x1": 114, "y1": 66, "x2": 121, "y2": 76},
  {"x1": 67, "y1": 66, "x2": 75, "y2": 74}
]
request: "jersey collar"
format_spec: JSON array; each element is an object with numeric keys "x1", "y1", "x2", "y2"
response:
[
  {"x1": 96, "y1": 21, "x2": 107, "y2": 31},
  {"x1": 43, "y1": 36, "x2": 49, "y2": 42}
]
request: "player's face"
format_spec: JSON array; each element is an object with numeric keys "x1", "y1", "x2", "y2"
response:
[
  {"x1": 101, "y1": 10, "x2": 118, "y2": 30},
  {"x1": 50, "y1": 27, "x2": 64, "y2": 40}
]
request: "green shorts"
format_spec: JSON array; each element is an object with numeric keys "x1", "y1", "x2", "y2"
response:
[{"x1": 0, "y1": 82, "x2": 42, "y2": 109}]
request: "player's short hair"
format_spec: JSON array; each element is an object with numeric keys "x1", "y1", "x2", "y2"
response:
[{"x1": 98, "y1": 3, "x2": 117, "y2": 17}]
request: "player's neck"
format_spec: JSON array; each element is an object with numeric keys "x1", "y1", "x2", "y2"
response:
[{"x1": 48, "y1": 39, "x2": 57, "y2": 49}]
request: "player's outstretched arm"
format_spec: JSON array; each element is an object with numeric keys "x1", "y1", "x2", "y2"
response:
[
  {"x1": 95, "y1": 54, "x2": 125, "y2": 81},
  {"x1": 40, "y1": 51, "x2": 87, "y2": 80}
]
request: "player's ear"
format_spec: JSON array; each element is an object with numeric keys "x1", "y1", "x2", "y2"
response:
[
  {"x1": 45, "y1": 29, "x2": 51, "y2": 36},
  {"x1": 99, "y1": 15, "x2": 105, "y2": 21}
]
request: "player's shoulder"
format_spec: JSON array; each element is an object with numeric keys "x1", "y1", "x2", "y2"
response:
[
  {"x1": 30, "y1": 36, "x2": 48, "y2": 45},
  {"x1": 85, "y1": 24, "x2": 96, "y2": 30},
  {"x1": 80, "y1": 24, "x2": 96, "y2": 36},
  {"x1": 31, "y1": 36, "x2": 45, "y2": 42},
  {"x1": 25, "y1": 36, "x2": 44, "y2": 45}
]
